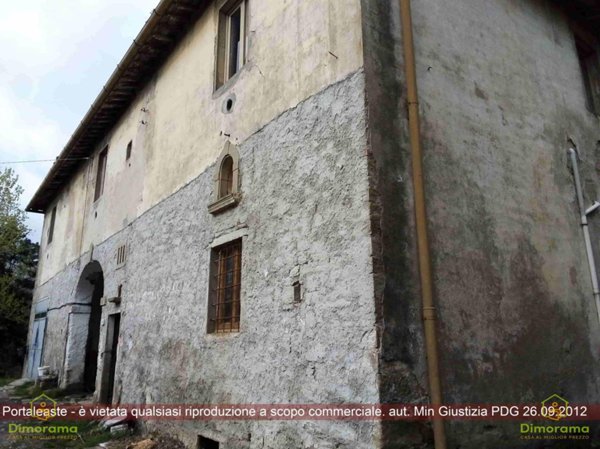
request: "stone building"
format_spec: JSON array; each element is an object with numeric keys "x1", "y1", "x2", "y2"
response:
[{"x1": 24, "y1": 0, "x2": 600, "y2": 448}]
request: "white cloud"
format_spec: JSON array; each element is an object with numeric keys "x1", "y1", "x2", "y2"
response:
[
  {"x1": 0, "y1": 0, "x2": 159, "y2": 241},
  {"x1": 0, "y1": 85, "x2": 64, "y2": 158},
  {"x1": 0, "y1": 1, "x2": 158, "y2": 75},
  {"x1": 0, "y1": 81, "x2": 66, "y2": 242}
]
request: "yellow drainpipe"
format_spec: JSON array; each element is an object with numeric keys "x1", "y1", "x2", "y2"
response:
[{"x1": 398, "y1": 1, "x2": 447, "y2": 449}]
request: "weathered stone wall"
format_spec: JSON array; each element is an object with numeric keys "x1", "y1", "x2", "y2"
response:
[
  {"x1": 27, "y1": 71, "x2": 382, "y2": 449},
  {"x1": 27, "y1": 1, "x2": 600, "y2": 448},
  {"x1": 362, "y1": 0, "x2": 600, "y2": 447},
  {"x1": 360, "y1": 0, "x2": 432, "y2": 447},
  {"x1": 35, "y1": 0, "x2": 365, "y2": 286},
  {"x1": 27, "y1": 236, "x2": 129, "y2": 388}
]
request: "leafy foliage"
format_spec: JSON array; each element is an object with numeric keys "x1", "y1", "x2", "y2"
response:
[{"x1": 0, "y1": 168, "x2": 39, "y2": 375}]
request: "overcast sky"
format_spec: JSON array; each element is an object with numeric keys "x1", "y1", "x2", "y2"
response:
[{"x1": 0, "y1": 0, "x2": 159, "y2": 242}]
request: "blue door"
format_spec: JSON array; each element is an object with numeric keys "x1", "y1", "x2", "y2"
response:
[{"x1": 27, "y1": 299, "x2": 49, "y2": 379}]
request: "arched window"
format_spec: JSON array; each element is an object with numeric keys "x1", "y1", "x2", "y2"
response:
[
  {"x1": 219, "y1": 155, "x2": 234, "y2": 198},
  {"x1": 209, "y1": 141, "x2": 241, "y2": 214}
]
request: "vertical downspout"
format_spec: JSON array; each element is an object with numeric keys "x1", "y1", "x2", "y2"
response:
[
  {"x1": 398, "y1": 2, "x2": 447, "y2": 449},
  {"x1": 568, "y1": 148, "x2": 600, "y2": 325}
]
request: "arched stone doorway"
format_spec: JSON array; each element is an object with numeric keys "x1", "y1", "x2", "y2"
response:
[{"x1": 62, "y1": 261, "x2": 103, "y2": 392}]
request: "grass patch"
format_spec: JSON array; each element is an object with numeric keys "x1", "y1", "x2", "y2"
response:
[
  {"x1": 66, "y1": 420, "x2": 132, "y2": 449},
  {"x1": 7, "y1": 384, "x2": 131, "y2": 448},
  {"x1": 11, "y1": 383, "x2": 77, "y2": 401},
  {"x1": 35, "y1": 387, "x2": 72, "y2": 400},
  {"x1": 11, "y1": 380, "x2": 35, "y2": 396},
  {"x1": 0, "y1": 376, "x2": 17, "y2": 387},
  {"x1": 63, "y1": 420, "x2": 114, "y2": 448}
]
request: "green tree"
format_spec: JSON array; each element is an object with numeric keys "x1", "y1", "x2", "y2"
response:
[
  {"x1": 0, "y1": 168, "x2": 39, "y2": 375},
  {"x1": 0, "y1": 168, "x2": 28, "y2": 269}
]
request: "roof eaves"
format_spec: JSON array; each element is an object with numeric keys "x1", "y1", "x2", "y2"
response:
[{"x1": 26, "y1": 0, "x2": 208, "y2": 213}]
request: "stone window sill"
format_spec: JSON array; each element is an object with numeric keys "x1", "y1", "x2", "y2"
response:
[{"x1": 208, "y1": 193, "x2": 241, "y2": 215}]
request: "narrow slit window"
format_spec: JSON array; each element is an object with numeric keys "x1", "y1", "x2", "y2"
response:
[
  {"x1": 208, "y1": 239, "x2": 242, "y2": 334},
  {"x1": 126, "y1": 141, "x2": 132, "y2": 161},
  {"x1": 94, "y1": 147, "x2": 109, "y2": 201},
  {"x1": 116, "y1": 245, "x2": 127, "y2": 266},
  {"x1": 47, "y1": 206, "x2": 57, "y2": 244},
  {"x1": 575, "y1": 34, "x2": 600, "y2": 115},
  {"x1": 293, "y1": 281, "x2": 302, "y2": 303}
]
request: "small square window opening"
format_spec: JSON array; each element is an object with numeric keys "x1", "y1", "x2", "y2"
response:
[{"x1": 198, "y1": 436, "x2": 220, "y2": 449}]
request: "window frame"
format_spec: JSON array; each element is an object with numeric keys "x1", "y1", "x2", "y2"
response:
[
  {"x1": 218, "y1": 155, "x2": 234, "y2": 198},
  {"x1": 208, "y1": 141, "x2": 241, "y2": 214},
  {"x1": 207, "y1": 239, "x2": 243, "y2": 334},
  {"x1": 94, "y1": 146, "x2": 109, "y2": 201},
  {"x1": 215, "y1": 0, "x2": 248, "y2": 89}
]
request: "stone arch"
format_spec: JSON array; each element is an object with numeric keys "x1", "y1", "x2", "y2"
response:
[{"x1": 62, "y1": 261, "x2": 104, "y2": 392}]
